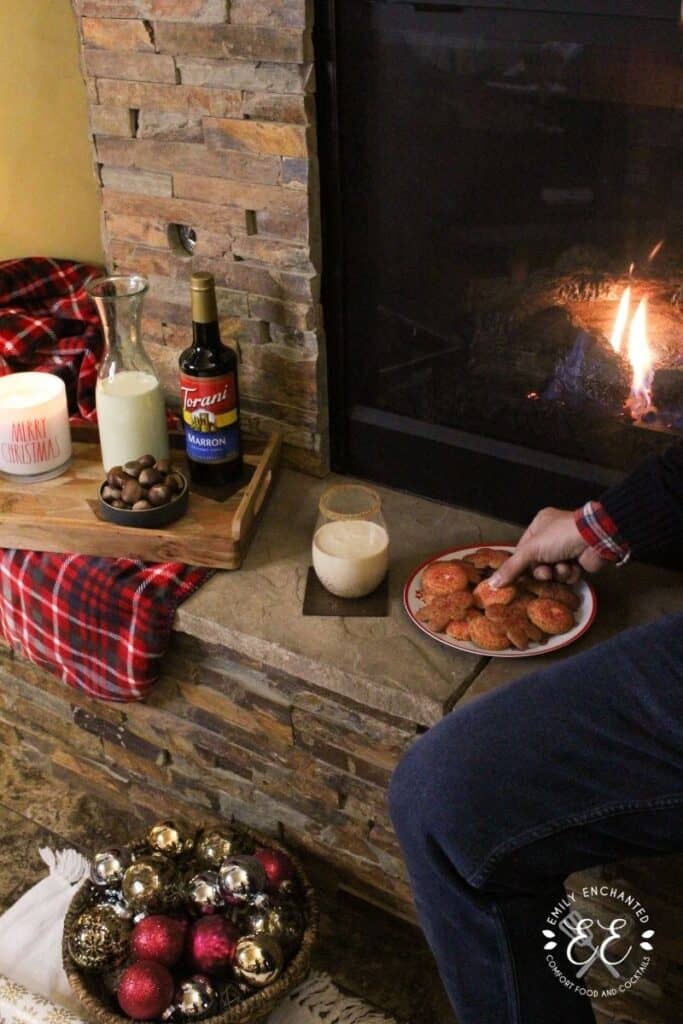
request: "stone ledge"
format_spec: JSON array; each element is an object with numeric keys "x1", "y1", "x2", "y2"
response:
[{"x1": 173, "y1": 468, "x2": 508, "y2": 726}]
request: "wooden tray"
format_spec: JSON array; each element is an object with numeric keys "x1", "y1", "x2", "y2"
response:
[{"x1": 0, "y1": 431, "x2": 281, "y2": 569}]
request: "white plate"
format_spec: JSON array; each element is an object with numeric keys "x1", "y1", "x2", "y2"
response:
[{"x1": 403, "y1": 544, "x2": 597, "y2": 658}]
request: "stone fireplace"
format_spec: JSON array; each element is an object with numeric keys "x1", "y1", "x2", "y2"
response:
[
  {"x1": 72, "y1": 0, "x2": 682, "y2": 520},
  {"x1": 71, "y1": 0, "x2": 326, "y2": 476}
]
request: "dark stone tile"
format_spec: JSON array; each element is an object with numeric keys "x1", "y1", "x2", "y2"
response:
[{"x1": 0, "y1": 805, "x2": 61, "y2": 914}]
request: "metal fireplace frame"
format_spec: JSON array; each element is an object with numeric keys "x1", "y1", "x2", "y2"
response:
[{"x1": 314, "y1": 0, "x2": 681, "y2": 522}]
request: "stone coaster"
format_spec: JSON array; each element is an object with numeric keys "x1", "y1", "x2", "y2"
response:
[{"x1": 303, "y1": 567, "x2": 389, "y2": 617}]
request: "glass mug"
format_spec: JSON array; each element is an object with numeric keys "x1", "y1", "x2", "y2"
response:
[{"x1": 312, "y1": 484, "x2": 389, "y2": 598}]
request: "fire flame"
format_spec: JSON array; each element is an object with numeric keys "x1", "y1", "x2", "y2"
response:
[
  {"x1": 626, "y1": 298, "x2": 653, "y2": 416},
  {"x1": 610, "y1": 286, "x2": 630, "y2": 353},
  {"x1": 609, "y1": 289, "x2": 655, "y2": 419}
]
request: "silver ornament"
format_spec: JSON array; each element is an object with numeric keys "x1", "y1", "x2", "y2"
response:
[
  {"x1": 218, "y1": 856, "x2": 267, "y2": 906},
  {"x1": 185, "y1": 871, "x2": 224, "y2": 914},
  {"x1": 96, "y1": 890, "x2": 134, "y2": 920},
  {"x1": 90, "y1": 848, "x2": 132, "y2": 888},
  {"x1": 121, "y1": 854, "x2": 175, "y2": 913},
  {"x1": 243, "y1": 896, "x2": 304, "y2": 953},
  {"x1": 173, "y1": 974, "x2": 218, "y2": 1019},
  {"x1": 148, "y1": 820, "x2": 192, "y2": 858},
  {"x1": 194, "y1": 829, "x2": 243, "y2": 869},
  {"x1": 233, "y1": 935, "x2": 284, "y2": 988}
]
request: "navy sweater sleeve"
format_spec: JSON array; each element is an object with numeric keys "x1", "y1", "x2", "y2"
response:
[{"x1": 600, "y1": 439, "x2": 683, "y2": 567}]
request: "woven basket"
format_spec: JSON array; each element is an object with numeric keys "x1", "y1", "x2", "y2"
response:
[{"x1": 62, "y1": 826, "x2": 319, "y2": 1024}]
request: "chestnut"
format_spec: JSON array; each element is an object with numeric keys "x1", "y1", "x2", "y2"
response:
[
  {"x1": 101, "y1": 485, "x2": 122, "y2": 503},
  {"x1": 121, "y1": 479, "x2": 143, "y2": 505},
  {"x1": 166, "y1": 473, "x2": 185, "y2": 494},
  {"x1": 123, "y1": 460, "x2": 142, "y2": 478},
  {"x1": 106, "y1": 466, "x2": 125, "y2": 488},
  {"x1": 138, "y1": 467, "x2": 163, "y2": 487},
  {"x1": 155, "y1": 458, "x2": 171, "y2": 475},
  {"x1": 138, "y1": 454, "x2": 156, "y2": 468},
  {"x1": 148, "y1": 484, "x2": 171, "y2": 507},
  {"x1": 132, "y1": 499, "x2": 153, "y2": 511},
  {"x1": 110, "y1": 500, "x2": 127, "y2": 509}
]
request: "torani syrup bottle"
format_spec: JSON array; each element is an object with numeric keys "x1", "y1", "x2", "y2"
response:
[{"x1": 179, "y1": 273, "x2": 243, "y2": 490}]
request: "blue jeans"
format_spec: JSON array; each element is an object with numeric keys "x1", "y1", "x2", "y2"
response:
[{"x1": 389, "y1": 614, "x2": 683, "y2": 1023}]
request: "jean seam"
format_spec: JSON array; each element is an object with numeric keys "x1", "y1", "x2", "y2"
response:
[
  {"x1": 468, "y1": 793, "x2": 683, "y2": 888},
  {"x1": 492, "y1": 903, "x2": 521, "y2": 1024}
]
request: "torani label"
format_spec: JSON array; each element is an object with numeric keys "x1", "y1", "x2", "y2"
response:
[{"x1": 180, "y1": 372, "x2": 240, "y2": 464}]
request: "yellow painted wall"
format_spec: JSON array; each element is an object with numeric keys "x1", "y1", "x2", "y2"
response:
[{"x1": 0, "y1": 0, "x2": 104, "y2": 265}]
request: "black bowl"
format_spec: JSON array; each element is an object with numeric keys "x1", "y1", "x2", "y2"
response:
[{"x1": 98, "y1": 475, "x2": 189, "y2": 528}]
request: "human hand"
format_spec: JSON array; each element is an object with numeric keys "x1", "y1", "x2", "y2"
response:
[{"x1": 489, "y1": 507, "x2": 605, "y2": 588}]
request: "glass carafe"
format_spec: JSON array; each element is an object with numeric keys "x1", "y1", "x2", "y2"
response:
[
  {"x1": 312, "y1": 484, "x2": 389, "y2": 598},
  {"x1": 87, "y1": 275, "x2": 169, "y2": 472}
]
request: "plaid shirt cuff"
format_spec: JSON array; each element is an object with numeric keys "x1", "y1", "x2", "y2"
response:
[{"x1": 574, "y1": 501, "x2": 631, "y2": 565}]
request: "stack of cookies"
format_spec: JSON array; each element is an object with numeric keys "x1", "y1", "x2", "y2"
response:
[{"x1": 416, "y1": 548, "x2": 580, "y2": 651}]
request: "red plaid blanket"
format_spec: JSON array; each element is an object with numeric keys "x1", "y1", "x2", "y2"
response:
[
  {"x1": 0, "y1": 257, "x2": 102, "y2": 419},
  {"x1": 0, "y1": 258, "x2": 210, "y2": 701}
]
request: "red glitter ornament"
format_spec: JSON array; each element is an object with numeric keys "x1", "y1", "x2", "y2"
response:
[
  {"x1": 254, "y1": 847, "x2": 296, "y2": 891},
  {"x1": 131, "y1": 915, "x2": 187, "y2": 967},
  {"x1": 117, "y1": 961, "x2": 174, "y2": 1021},
  {"x1": 186, "y1": 916, "x2": 240, "y2": 975}
]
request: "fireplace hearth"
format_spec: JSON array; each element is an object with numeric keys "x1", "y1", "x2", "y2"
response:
[{"x1": 317, "y1": 0, "x2": 682, "y2": 522}]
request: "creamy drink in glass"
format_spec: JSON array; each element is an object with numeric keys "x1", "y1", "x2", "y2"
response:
[{"x1": 312, "y1": 484, "x2": 389, "y2": 599}]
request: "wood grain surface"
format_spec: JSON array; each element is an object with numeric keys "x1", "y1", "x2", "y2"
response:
[{"x1": 0, "y1": 431, "x2": 281, "y2": 569}]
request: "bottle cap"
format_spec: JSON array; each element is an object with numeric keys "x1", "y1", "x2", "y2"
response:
[{"x1": 190, "y1": 272, "x2": 215, "y2": 293}]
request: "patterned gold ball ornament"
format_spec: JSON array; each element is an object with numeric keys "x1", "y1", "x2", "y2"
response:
[
  {"x1": 121, "y1": 854, "x2": 175, "y2": 913},
  {"x1": 194, "y1": 829, "x2": 243, "y2": 869},
  {"x1": 243, "y1": 896, "x2": 304, "y2": 953},
  {"x1": 148, "y1": 820, "x2": 192, "y2": 858},
  {"x1": 67, "y1": 905, "x2": 132, "y2": 972},
  {"x1": 232, "y1": 935, "x2": 284, "y2": 988}
]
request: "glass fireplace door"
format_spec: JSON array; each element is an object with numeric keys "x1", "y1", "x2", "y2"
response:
[{"x1": 319, "y1": 0, "x2": 683, "y2": 520}]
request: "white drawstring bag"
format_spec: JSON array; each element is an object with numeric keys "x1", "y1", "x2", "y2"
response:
[{"x1": 0, "y1": 847, "x2": 89, "y2": 1015}]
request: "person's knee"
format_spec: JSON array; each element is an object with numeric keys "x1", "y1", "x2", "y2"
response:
[
  {"x1": 389, "y1": 700, "x2": 521, "y2": 884},
  {"x1": 389, "y1": 710, "x2": 484, "y2": 866},
  {"x1": 388, "y1": 735, "x2": 427, "y2": 844}
]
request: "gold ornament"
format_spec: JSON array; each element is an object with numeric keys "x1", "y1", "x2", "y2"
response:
[
  {"x1": 147, "y1": 820, "x2": 191, "y2": 858},
  {"x1": 194, "y1": 828, "x2": 243, "y2": 869},
  {"x1": 67, "y1": 905, "x2": 132, "y2": 972},
  {"x1": 121, "y1": 854, "x2": 175, "y2": 913},
  {"x1": 232, "y1": 935, "x2": 283, "y2": 988}
]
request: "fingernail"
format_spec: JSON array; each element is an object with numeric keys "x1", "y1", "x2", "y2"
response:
[{"x1": 489, "y1": 573, "x2": 501, "y2": 589}]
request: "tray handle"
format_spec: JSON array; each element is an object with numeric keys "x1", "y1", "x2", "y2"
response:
[{"x1": 232, "y1": 430, "x2": 282, "y2": 544}]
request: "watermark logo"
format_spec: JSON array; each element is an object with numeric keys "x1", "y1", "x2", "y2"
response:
[{"x1": 542, "y1": 885, "x2": 654, "y2": 1000}]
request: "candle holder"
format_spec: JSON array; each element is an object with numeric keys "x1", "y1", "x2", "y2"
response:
[{"x1": 0, "y1": 372, "x2": 72, "y2": 483}]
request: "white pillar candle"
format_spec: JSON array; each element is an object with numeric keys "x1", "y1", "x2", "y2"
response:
[{"x1": 0, "y1": 372, "x2": 72, "y2": 482}]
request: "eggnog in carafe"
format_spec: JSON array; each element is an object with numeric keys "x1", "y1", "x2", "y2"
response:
[
  {"x1": 86, "y1": 274, "x2": 170, "y2": 473},
  {"x1": 96, "y1": 371, "x2": 169, "y2": 471}
]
